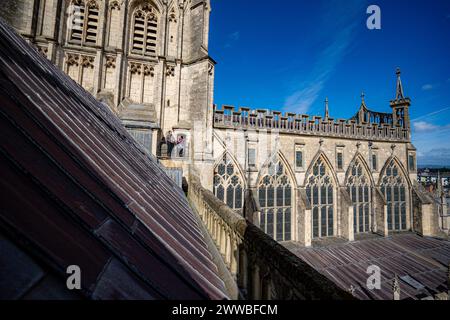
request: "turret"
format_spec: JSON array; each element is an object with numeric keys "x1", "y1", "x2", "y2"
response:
[
  {"x1": 324, "y1": 97, "x2": 329, "y2": 120},
  {"x1": 390, "y1": 68, "x2": 411, "y2": 130}
]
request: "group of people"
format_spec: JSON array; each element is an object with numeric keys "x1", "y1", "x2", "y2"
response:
[{"x1": 161, "y1": 131, "x2": 185, "y2": 158}]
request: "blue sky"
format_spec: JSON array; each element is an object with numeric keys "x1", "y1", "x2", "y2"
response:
[{"x1": 209, "y1": 0, "x2": 450, "y2": 166}]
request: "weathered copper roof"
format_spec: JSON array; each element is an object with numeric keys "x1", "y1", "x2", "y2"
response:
[
  {"x1": 288, "y1": 233, "x2": 450, "y2": 300},
  {"x1": 0, "y1": 18, "x2": 228, "y2": 300}
]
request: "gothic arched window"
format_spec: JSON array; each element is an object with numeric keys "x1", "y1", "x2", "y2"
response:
[
  {"x1": 347, "y1": 159, "x2": 371, "y2": 234},
  {"x1": 306, "y1": 158, "x2": 335, "y2": 238},
  {"x1": 257, "y1": 157, "x2": 292, "y2": 241},
  {"x1": 68, "y1": 0, "x2": 99, "y2": 45},
  {"x1": 130, "y1": 4, "x2": 158, "y2": 56},
  {"x1": 380, "y1": 161, "x2": 408, "y2": 231},
  {"x1": 213, "y1": 154, "x2": 244, "y2": 212}
]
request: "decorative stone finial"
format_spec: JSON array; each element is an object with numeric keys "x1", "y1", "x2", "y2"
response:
[
  {"x1": 348, "y1": 285, "x2": 356, "y2": 296},
  {"x1": 391, "y1": 144, "x2": 396, "y2": 154},
  {"x1": 392, "y1": 274, "x2": 401, "y2": 300},
  {"x1": 395, "y1": 67, "x2": 405, "y2": 100},
  {"x1": 361, "y1": 92, "x2": 365, "y2": 104},
  {"x1": 324, "y1": 97, "x2": 329, "y2": 119}
]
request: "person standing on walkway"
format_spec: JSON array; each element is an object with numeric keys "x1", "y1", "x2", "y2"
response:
[{"x1": 166, "y1": 131, "x2": 175, "y2": 158}]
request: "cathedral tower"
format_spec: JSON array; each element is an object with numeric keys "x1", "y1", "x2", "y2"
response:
[{"x1": 0, "y1": 0, "x2": 215, "y2": 165}]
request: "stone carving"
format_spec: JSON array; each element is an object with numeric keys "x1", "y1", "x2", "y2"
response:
[
  {"x1": 66, "y1": 53, "x2": 79, "y2": 66},
  {"x1": 37, "y1": 45, "x2": 48, "y2": 57},
  {"x1": 392, "y1": 274, "x2": 400, "y2": 300},
  {"x1": 129, "y1": 62, "x2": 142, "y2": 75},
  {"x1": 169, "y1": 7, "x2": 177, "y2": 23},
  {"x1": 143, "y1": 65, "x2": 154, "y2": 77},
  {"x1": 87, "y1": 0, "x2": 99, "y2": 9},
  {"x1": 110, "y1": 0, "x2": 121, "y2": 10},
  {"x1": 105, "y1": 56, "x2": 116, "y2": 69},
  {"x1": 81, "y1": 55, "x2": 94, "y2": 68},
  {"x1": 166, "y1": 65, "x2": 175, "y2": 77}
]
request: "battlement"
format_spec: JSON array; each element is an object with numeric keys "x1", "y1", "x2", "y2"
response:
[{"x1": 213, "y1": 105, "x2": 410, "y2": 142}]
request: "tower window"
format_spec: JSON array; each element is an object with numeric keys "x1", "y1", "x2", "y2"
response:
[
  {"x1": 131, "y1": 5, "x2": 158, "y2": 56},
  {"x1": 69, "y1": 0, "x2": 99, "y2": 45}
]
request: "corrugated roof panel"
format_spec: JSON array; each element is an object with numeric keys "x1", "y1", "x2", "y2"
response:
[
  {"x1": 292, "y1": 234, "x2": 450, "y2": 300},
  {"x1": 0, "y1": 18, "x2": 228, "y2": 300}
]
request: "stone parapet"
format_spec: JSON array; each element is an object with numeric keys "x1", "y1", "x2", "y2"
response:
[
  {"x1": 213, "y1": 105, "x2": 410, "y2": 142},
  {"x1": 188, "y1": 174, "x2": 354, "y2": 300}
]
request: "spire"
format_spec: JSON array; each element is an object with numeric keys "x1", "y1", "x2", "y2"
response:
[
  {"x1": 324, "y1": 97, "x2": 329, "y2": 119},
  {"x1": 360, "y1": 92, "x2": 367, "y2": 108},
  {"x1": 395, "y1": 67, "x2": 405, "y2": 100},
  {"x1": 437, "y1": 171, "x2": 443, "y2": 196},
  {"x1": 392, "y1": 274, "x2": 401, "y2": 300}
]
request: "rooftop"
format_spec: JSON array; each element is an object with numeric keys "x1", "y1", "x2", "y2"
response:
[
  {"x1": 0, "y1": 18, "x2": 227, "y2": 300},
  {"x1": 285, "y1": 233, "x2": 450, "y2": 300}
]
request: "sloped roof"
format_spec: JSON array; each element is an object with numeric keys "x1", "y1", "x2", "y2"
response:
[
  {"x1": 288, "y1": 233, "x2": 450, "y2": 300},
  {"x1": 0, "y1": 18, "x2": 227, "y2": 300}
]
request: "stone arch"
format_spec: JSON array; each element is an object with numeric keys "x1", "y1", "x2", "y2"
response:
[
  {"x1": 256, "y1": 151, "x2": 295, "y2": 242},
  {"x1": 66, "y1": 0, "x2": 100, "y2": 45},
  {"x1": 345, "y1": 152, "x2": 374, "y2": 234},
  {"x1": 213, "y1": 150, "x2": 247, "y2": 189},
  {"x1": 378, "y1": 156, "x2": 411, "y2": 231},
  {"x1": 304, "y1": 151, "x2": 338, "y2": 238},
  {"x1": 128, "y1": 0, "x2": 163, "y2": 12},
  {"x1": 213, "y1": 152, "x2": 246, "y2": 212},
  {"x1": 303, "y1": 150, "x2": 338, "y2": 187},
  {"x1": 257, "y1": 150, "x2": 298, "y2": 190},
  {"x1": 166, "y1": 2, "x2": 179, "y2": 56},
  {"x1": 345, "y1": 152, "x2": 375, "y2": 186},
  {"x1": 377, "y1": 156, "x2": 412, "y2": 188},
  {"x1": 126, "y1": 0, "x2": 162, "y2": 57}
]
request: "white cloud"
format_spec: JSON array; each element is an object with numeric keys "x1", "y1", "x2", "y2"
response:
[
  {"x1": 284, "y1": 82, "x2": 324, "y2": 114},
  {"x1": 413, "y1": 121, "x2": 439, "y2": 132},
  {"x1": 283, "y1": 0, "x2": 364, "y2": 114},
  {"x1": 417, "y1": 148, "x2": 450, "y2": 166},
  {"x1": 421, "y1": 84, "x2": 434, "y2": 91},
  {"x1": 224, "y1": 31, "x2": 240, "y2": 48}
]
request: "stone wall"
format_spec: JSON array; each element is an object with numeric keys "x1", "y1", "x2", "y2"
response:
[
  {"x1": 188, "y1": 173, "x2": 354, "y2": 300},
  {"x1": 2, "y1": 0, "x2": 214, "y2": 159},
  {"x1": 210, "y1": 124, "x2": 419, "y2": 244}
]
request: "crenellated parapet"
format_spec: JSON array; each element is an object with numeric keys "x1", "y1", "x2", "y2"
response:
[{"x1": 213, "y1": 105, "x2": 410, "y2": 142}]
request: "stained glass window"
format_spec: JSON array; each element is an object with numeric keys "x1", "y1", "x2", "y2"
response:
[
  {"x1": 347, "y1": 159, "x2": 372, "y2": 234},
  {"x1": 380, "y1": 161, "x2": 408, "y2": 231},
  {"x1": 258, "y1": 157, "x2": 292, "y2": 241},
  {"x1": 306, "y1": 158, "x2": 335, "y2": 238},
  {"x1": 213, "y1": 154, "x2": 244, "y2": 213}
]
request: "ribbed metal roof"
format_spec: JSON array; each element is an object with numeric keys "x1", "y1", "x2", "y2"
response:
[
  {"x1": 289, "y1": 233, "x2": 450, "y2": 300},
  {"x1": 0, "y1": 18, "x2": 228, "y2": 300}
]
